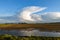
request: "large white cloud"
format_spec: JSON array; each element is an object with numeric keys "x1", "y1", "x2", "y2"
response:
[
  {"x1": 19, "y1": 6, "x2": 60, "y2": 23},
  {"x1": 19, "y1": 6, "x2": 46, "y2": 23}
]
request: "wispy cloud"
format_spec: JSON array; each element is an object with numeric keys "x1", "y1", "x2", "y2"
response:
[
  {"x1": 0, "y1": 16, "x2": 19, "y2": 23},
  {"x1": 0, "y1": 19, "x2": 18, "y2": 23}
]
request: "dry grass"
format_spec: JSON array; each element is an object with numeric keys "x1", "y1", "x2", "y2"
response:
[{"x1": 0, "y1": 23, "x2": 60, "y2": 31}]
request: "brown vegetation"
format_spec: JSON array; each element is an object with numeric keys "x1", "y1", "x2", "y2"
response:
[{"x1": 0, "y1": 23, "x2": 60, "y2": 31}]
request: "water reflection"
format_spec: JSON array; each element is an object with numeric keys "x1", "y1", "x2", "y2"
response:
[{"x1": 0, "y1": 29, "x2": 60, "y2": 37}]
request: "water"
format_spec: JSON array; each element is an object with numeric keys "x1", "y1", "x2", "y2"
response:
[{"x1": 0, "y1": 29, "x2": 60, "y2": 37}]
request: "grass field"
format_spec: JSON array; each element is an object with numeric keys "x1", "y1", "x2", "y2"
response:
[{"x1": 0, "y1": 23, "x2": 60, "y2": 31}]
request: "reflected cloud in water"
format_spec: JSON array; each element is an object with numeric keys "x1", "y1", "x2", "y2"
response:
[{"x1": 0, "y1": 29, "x2": 60, "y2": 37}]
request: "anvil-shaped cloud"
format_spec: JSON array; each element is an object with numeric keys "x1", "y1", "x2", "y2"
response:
[{"x1": 0, "y1": 6, "x2": 60, "y2": 23}]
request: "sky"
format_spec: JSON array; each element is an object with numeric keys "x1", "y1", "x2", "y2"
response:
[{"x1": 0, "y1": 0, "x2": 60, "y2": 23}]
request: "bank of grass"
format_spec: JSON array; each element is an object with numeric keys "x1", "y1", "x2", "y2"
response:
[{"x1": 0, "y1": 34, "x2": 60, "y2": 40}]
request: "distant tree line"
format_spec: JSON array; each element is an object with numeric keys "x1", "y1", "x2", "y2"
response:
[
  {"x1": 1, "y1": 22, "x2": 60, "y2": 24},
  {"x1": 2, "y1": 22, "x2": 27, "y2": 24}
]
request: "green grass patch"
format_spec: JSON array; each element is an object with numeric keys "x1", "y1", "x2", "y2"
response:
[{"x1": 0, "y1": 34, "x2": 60, "y2": 40}]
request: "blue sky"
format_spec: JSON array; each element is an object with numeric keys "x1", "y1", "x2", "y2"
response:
[
  {"x1": 0, "y1": 0, "x2": 60, "y2": 17},
  {"x1": 0, "y1": 0, "x2": 60, "y2": 23}
]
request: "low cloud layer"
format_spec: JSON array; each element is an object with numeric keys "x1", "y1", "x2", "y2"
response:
[{"x1": 42, "y1": 12, "x2": 60, "y2": 23}]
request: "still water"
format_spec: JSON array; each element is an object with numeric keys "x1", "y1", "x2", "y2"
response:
[{"x1": 0, "y1": 29, "x2": 60, "y2": 37}]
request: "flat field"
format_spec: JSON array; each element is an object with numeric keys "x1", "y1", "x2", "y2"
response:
[{"x1": 0, "y1": 23, "x2": 60, "y2": 31}]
